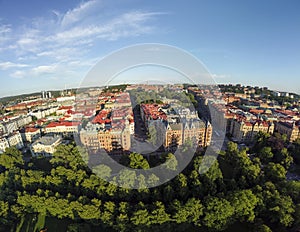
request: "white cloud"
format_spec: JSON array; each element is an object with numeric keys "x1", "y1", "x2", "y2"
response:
[
  {"x1": 16, "y1": 29, "x2": 42, "y2": 54},
  {"x1": 36, "y1": 47, "x2": 83, "y2": 62},
  {"x1": 0, "y1": 61, "x2": 29, "y2": 70},
  {"x1": 10, "y1": 8, "x2": 162, "y2": 61},
  {"x1": 10, "y1": 70, "x2": 26, "y2": 79},
  {"x1": 31, "y1": 64, "x2": 58, "y2": 75},
  {"x1": 10, "y1": 63, "x2": 60, "y2": 79},
  {"x1": 61, "y1": 0, "x2": 100, "y2": 27},
  {"x1": 1, "y1": 0, "x2": 165, "y2": 83},
  {"x1": 48, "y1": 11, "x2": 160, "y2": 44},
  {"x1": 0, "y1": 24, "x2": 11, "y2": 34},
  {"x1": 0, "y1": 24, "x2": 12, "y2": 45}
]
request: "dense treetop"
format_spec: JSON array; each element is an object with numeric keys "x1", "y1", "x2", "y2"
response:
[{"x1": 0, "y1": 133, "x2": 300, "y2": 231}]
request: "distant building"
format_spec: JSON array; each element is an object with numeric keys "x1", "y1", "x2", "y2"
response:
[
  {"x1": 165, "y1": 119, "x2": 212, "y2": 150},
  {"x1": 45, "y1": 121, "x2": 80, "y2": 135},
  {"x1": 41, "y1": 90, "x2": 52, "y2": 99},
  {"x1": 272, "y1": 91, "x2": 281, "y2": 97},
  {"x1": 5, "y1": 100, "x2": 42, "y2": 112},
  {"x1": 31, "y1": 135, "x2": 62, "y2": 157},
  {"x1": 29, "y1": 106, "x2": 58, "y2": 119},
  {"x1": 56, "y1": 106, "x2": 73, "y2": 115},
  {"x1": 230, "y1": 119, "x2": 274, "y2": 143},
  {"x1": 80, "y1": 92, "x2": 134, "y2": 153},
  {"x1": 4, "y1": 120, "x2": 18, "y2": 134},
  {"x1": 140, "y1": 103, "x2": 212, "y2": 150},
  {"x1": 56, "y1": 96, "x2": 75, "y2": 102}
]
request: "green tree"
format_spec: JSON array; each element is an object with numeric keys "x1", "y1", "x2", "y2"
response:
[
  {"x1": 92, "y1": 164, "x2": 112, "y2": 180},
  {"x1": 0, "y1": 200, "x2": 9, "y2": 217},
  {"x1": 264, "y1": 162, "x2": 286, "y2": 182},
  {"x1": 203, "y1": 196, "x2": 234, "y2": 230},
  {"x1": 101, "y1": 201, "x2": 116, "y2": 226},
  {"x1": 128, "y1": 153, "x2": 150, "y2": 169},
  {"x1": 269, "y1": 195, "x2": 295, "y2": 227},
  {"x1": 275, "y1": 147, "x2": 293, "y2": 169},
  {"x1": 150, "y1": 201, "x2": 170, "y2": 225},
  {"x1": 162, "y1": 153, "x2": 178, "y2": 171},
  {"x1": 229, "y1": 189, "x2": 258, "y2": 222},
  {"x1": 117, "y1": 169, "x2": 136, "y2": 189},
  {"x1": 258, "y1": 147, "x2": 273, "y2": 163},
  {"x1": 173, "y1": 198, "x2": 203, "y2": 225},
  {"x1": 0, "y1": 146, "x2": 24, "y2": 169}
]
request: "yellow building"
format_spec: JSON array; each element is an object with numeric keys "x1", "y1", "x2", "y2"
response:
[
  {"x1": 230, "y1": 119, "x2": 274, "y2": 143},
  {"x1": 165, "y1": 120, "x2": 212, "y2": 151},
  {"x1": 276, "y1": 121, "x2": 300, "y2": 142},
  {"x1": 98, "y1": 128, "x2": 131, "y2": 152},
  {"x1": 80, "y1": 129, "x2": 100, "y2": 152}
]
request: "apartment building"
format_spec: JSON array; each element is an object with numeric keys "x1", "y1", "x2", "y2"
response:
[
  {"x1": 21, "y1": 127, "x2": 41, "y2": 143},
  {"x1": 275, "y1": 121, "x2": 300, "y2": 142},
  {"x1": 29, "y1": 106, "x2": 58, "y2": 119},
  {"x1": 230, "y1": 119, "x2": 274, "y2": 143},
  {"x1": 45, "y1": 121, "x2": 80, "y2": 134},
  {"x1": 0, "y1": 115, "x2": 33, "y2": 135},
  {"x1": 80, "y1": 92, "x2": 134, "y2": 152},
  {"x1": 6, "y1": 131, "x2": 24, "y2": 149},
  {"x1": 80, "y1": 123, "x2": 101, "y2": 152},
  {"x1": 140, "y1": 103, "x2": 212, "y2": 150}
]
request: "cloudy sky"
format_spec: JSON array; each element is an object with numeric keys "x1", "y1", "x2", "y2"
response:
[{"x1": 0, "y1": 0, "x2": 299, "y2": 97}]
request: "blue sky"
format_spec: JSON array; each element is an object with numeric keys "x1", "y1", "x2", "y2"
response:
[{"x1": 0, "y1": 0, "x2": 299, "y2": 97}]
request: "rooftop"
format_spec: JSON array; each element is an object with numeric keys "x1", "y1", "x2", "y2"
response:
[
  {"x1": 33, "y1": 135, "x2": 62, "y2": 146},
  {"x1": 46, "y1": 121, "x2": 80, "y2": 128}
]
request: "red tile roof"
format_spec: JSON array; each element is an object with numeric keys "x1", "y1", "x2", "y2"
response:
[
  {"x1": 25, "y1": 127, "x2": 39, "y2": 133},
  {"x1": 46, "y1": 121, "x2": 80, "y2": 128},
  {"x1": 58, "y1": 106, "x2": 73, "y2": 110}
]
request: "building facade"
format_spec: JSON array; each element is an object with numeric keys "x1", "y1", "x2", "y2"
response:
[
  {"x1": 0, "y1": 137, "x2": 9, "y2": 153},
  {"x1": 6, "y1": 131, "x2": 24, "y2": 149},
  {"x1": 275, "y1": 121, "x2": 300, "y2": 142},
  {"x1": 21, "y1": 127, "x2": 41, "y2": 143},
  {"x1": 230, "y1": 119, "x2": 274, "y2": 143},
  {"x1": 45, "y1": 121, "x2": 80, "y2": 134},
  {"x1": 31, "y1": 135, "x2": 62, "y2": 157}
]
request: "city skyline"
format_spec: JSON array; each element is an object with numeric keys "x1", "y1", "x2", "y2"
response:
[{"x1": 0, "y1": 0, "x2": 300, "y2": 97}]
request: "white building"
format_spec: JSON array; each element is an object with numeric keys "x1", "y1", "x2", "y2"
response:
[
  {"x1": 56, "y1": 96, "x2": 75, "y2": 102},
  {"x1": 272, "y1": 91, "x2": 281, "y2": 97},
  {"x1": 1, "y1": 115, "x2": 33, "y2": 135},
  {"x1": 0, "y1": 123, "x2": 6, "y2": 136},
  {"x1": 44, "y1": 121, "x2": 80, "y2": 134},
  {"x1": 3, "y1": 120, "x2": 18, "y2": 134},
  {"x1": 22, "y1": 127, "x2": 41, "y2": 143},
  {"x1": 16, "y1": 115, "x2": 32, "y2": 128},
  {"x1": 56, "y1": 106, "x2": 73, "y2": 115},
  {"x1": 29, "y1": 106, "x2": 58, "y2": 119},
  {"x1": 31, "y1": 135, "x2": 62, "y2": 157},
  {"x1": 0, "y1": 137, "x2": 9, "y2": 153},
  {"x1": 7, "y1": 131, "x2": 24, "y2": 149}
]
